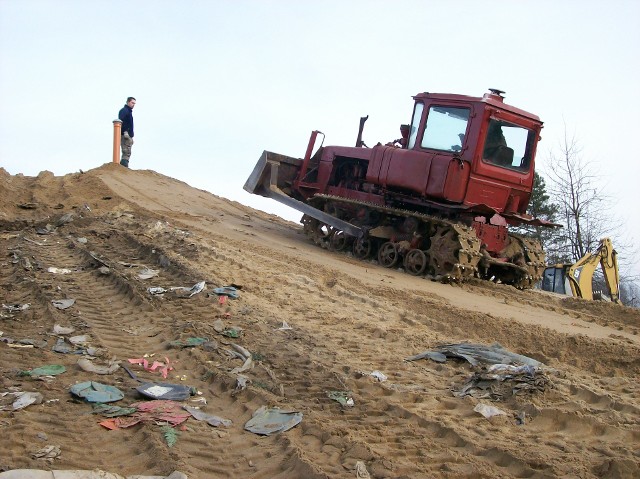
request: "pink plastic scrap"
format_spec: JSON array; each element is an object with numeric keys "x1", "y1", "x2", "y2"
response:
[{"x1": 127, "y1": 357, "x2": 173, "y2": 379}]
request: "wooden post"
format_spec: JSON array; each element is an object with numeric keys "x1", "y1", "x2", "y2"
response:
[{"x1": 112, "y1": 120, "x2": 122, "y2": 164}]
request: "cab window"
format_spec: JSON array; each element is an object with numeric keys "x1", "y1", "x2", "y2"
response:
[
  {"x1": 483, "y1": 119, "x2": 534, "y2": 171},
  {"x1": 407, "y1": 102, "x2": 424, "y2": 149},
  {"x1": 421, "y1": 106, "x2": 470, "y2": 152}
]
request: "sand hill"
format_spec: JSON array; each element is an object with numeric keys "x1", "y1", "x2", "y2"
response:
[{"x1": 0, "y1": 163, "x2": 638, "y2": 478}]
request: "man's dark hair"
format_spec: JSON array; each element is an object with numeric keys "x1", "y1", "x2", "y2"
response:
[{"x1": 126, "y1": 97, "x2": 136, "y2": 102}]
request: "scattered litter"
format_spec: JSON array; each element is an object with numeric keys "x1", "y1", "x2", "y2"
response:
[
  {"x1": 53, "y1": 324, "x2": 75, "y2": 335},
  {"x1": 0, "y1": 470, "x2": 187, "y2": 479},
  {"x1": 51, "y1": 299, "x2": 75, "y2": 310},
  {"x1": 77, "y1": 357, "x2": 120, "y2": 375},
  {"x1": 128, "y1": 356, "x2": 173, "y2": 379},
  {"x1": 370, "y1": 371, "x2": 387, "y2": 382},
  {"x1": 136, "y1": 382, "x2": 192, "y2": 401},
  {"x1": 92, "y1": 404, "x2": 137, "y2": 418},
  {"x1": 69, "y1": 335, "x2": 90, "y2": 345},
  {"x1": 137, "y1": 268, "x2": 159, "y2": 280},
  {"x1": 229, "y1": 343, "x2": 253, "y2": 374},
  {"x1": 70, "y1": 381, "x2": 124, "y2": 403},
  {"x1": 9, "y1": 391, "x2": 44, "y2": 411},
  {"x1": 6, "y1": 343, "x2": 34, "y2": 349},
  {"x1": 244, "y1": 406, "x2": 303, "y2": 435},
  {"x1": 212, "y1": 319, "x2": 225, "y2": 333},
  {"x1": 20, "y1": 365, "x2": 66, "y2": 377},
  {"x1": 355, "y1": 461, "x2": 371, "y2": 479},
  {"x1": 183, "y1": 405, "x2": 232, "y2": 427},
  {"x1": 17, "y1": 202, "x2": 38, "y2": 209},
  {"x1": 169, "y1": 337, "x2": 209, "y2": 348},
  {"x1": 474, "y1": 403, "x2": 507, "y2": 419},
  {"x1": 52, "y1": 338, "x2": 84, "y2": 354},
  {"x1": 212, "y1": 286, "x2": 240, "y2": 299},
  {"x1": 275, "y1": 321, "x2": 293, "y2": 331},
  {"x1": 161, "y1": 424, "x2": 180, "y2": 447},
  {"x1": 56, "y1": 212, "x2": 74, "y2": 226},
  {"x1": 328, "y1": 391, "x2": 355, "y2": 407},
  {"x1": 47, "y1": 267, "x2": 72, "y2": 274},
  {"x1": 405, "y1": 342, "x2": 543, "y2": 367},
  {"x1": 454, "y1": 364, "x2": 549, "y2": 400},
  {"x1": 77, "y1": 237, "x2": 88, "y2": 244},
  {"x1": 36, "y1": 224, "x2": 56, "y2": 235},
  {"x1": 2, "y1": 303, "x2": 30, "y2": 313},
  {"x1": 32, "y1": 444, "x2": 61, "y2": 461},
  {"x1": 148, "y1": 287, "x2": 167, "y2": 296},
  {"x1": 100, "y1": 400, "x2": 191, "y2": 430},
  {"x1": 221, "y1": 327, "x2": 242, "y2": 338},
  {"x1": 232, "y1": 375, "x2": 249, "y2": 396},
  {"x1": 170, "y1": 281, "x2": 206, "y2": 298}
]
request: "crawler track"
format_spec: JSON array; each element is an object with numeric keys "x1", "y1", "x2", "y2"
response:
[{"x1": 303, "y1": 194, "x2": 544, "y2": 288}]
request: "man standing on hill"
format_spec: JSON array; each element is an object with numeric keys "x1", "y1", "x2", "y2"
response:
[{"x1": 118, "y1": 97, "x2": 136, "y2": 167}]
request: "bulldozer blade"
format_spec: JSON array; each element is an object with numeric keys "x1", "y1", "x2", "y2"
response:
[{"x1": 244, "y1": 151, "x2": 364, "y2": 238}]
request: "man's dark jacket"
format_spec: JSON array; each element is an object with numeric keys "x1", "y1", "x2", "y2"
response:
[{"x1": 118, "y1": 105, "x2": 134, "y2": 137}]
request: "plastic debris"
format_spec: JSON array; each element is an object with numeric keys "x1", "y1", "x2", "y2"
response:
[
  {"x1": 20, "y1": 365, "x2": 66, "y2": 377},
  {"x1": 136, "y1": 382, "x2": 192, "y2": 401},
  {"x1": 0, "y1": 470, "x2": 187, "y2": 479},
  {"x1": 77, "y1": 358, "x2": 120, "y2": 375},
  {"x1": 70, "y1": 381, "x2": 124, "y2": 403},
  {"x1": 454, "y1": 364, "x2": 549, "y2": 400},
  {"x1": 2, "y1": 303, "x2": 30, "y2": 313},
  {"x1": 169, "y1": 337, "x2": 209, "y2": 348},
  {"x1": 137, "y1": 268, "x2": 159, "y2": 280},
  {"x1": 474, "y1": 403, "x2": 507, "y2": 418},
  {"x1": 53, "y1": 324, "x2": 75, "y2": 335},
  {"x1": 32, "y1": 444, "x2": 61, "y2": 460},
  {"x1": 355, "y1": 461, "x2": 371, "y2": 479},
  {"x1": 370, "y1": 370, "x2": 387, "y2": 382},
  {"x1": 328, "y1": 391, "x2": 355, "y2": 407},
  {"x1": 183, "y1": 405, "x2": 232, "y2": 427},
  {"x1": 170, "y1": 281, "x2": 206, "y2": 298},
  {"x1": 52, "y1": 299, "x2": 75, "y2": 310},
  {"x1": 148, "y1": 287, "x2": 167, "y2": 295},
  {"x1": 128, "y1": 357, "x2": 173, "y2": 379},
  {"x1": 100, "y1": 400, "x2": 191, "y2": 430},
  {"x1": 91, "y1": 404, "x2": 137, "y2": 417},
  {"x1": 52, "y1": 338, "x2": 84, "y2": 354},
  {"x1": 47, "y1": 267, "x2": 72, "y2": 274},
  {"x1": 405, "y1": 342, "x2": 543, "y2": 367},
  {"x1": 276, "y1": 321, "x2": 293, "y2": 331},
  {"x1": 69, "y1": 335, "x2": 90, "y2": 345},
  {"x1": 221, "y1": 327, "x2": 242, "y2": 338},
  {"x1": 9, "y1": 391, "x2": 44, "y2": 410},
  {"x1": 212, "y1": 286, "x2": 239, "y2": 299},
  {"x1": 244, "y1": 406, "x2": 303, "y2": 435}
]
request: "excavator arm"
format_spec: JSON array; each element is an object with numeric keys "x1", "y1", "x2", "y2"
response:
[{"x1": 566, "y1": 238, "x2": 620, "y2": 303}]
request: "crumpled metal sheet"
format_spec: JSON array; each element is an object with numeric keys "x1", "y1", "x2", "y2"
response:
[{"x1": 405, "y1": 342, "x2": 543, "y2": 367}]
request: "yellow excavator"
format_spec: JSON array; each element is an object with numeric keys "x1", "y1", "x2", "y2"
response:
[{"x1": 540, "y1": 238, "x2": 620, "y2": 303}]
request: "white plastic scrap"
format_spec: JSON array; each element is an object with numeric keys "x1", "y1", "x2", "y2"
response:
[
  {"x1": 47, "y1": 267, "x2": 72, "y2": 274},
  {"x1": 473, "y1": 403, "x2": 507, "y2": 419},
  {"x1": 370, "y1": 371, "x2": 387, "y2": 382},
  {"x1": 276, "y1": 321, "x2": 293, "y2": 331},
  {"x1": 147, "y1": 287, "x2": 168, "y2": 295},
  {"x1": 170, "y1": 281, "x2": 206, "y2": 297},
  {"x1": 51, "y1": 299, "x2": 75, "y2": 310},
  {"x1": 2, "y1": 303, "x2": 30, "y2": 313},
  {"x1": 137, "y1": 268, "x2": 160, "y2": 280}
]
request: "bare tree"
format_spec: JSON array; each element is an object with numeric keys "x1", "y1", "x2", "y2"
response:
[
  {"x1": 546, "y1": 129, "x2": 615, "y2": 262},
  {"x1": 544, "y1": 126, "x2": 639, "y2": 306}
]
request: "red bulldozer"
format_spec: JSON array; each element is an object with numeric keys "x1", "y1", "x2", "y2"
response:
[{"x1": 244, "y1": 89, "x2": 558, "y2": 288}]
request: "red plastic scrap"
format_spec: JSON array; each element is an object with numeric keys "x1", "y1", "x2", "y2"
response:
[
  {"x1": 127, "y1": 356, "x2": 173, "y2": 379},
  {"x1": 99, "y1": 400, "x2": 190, "y2": 430}
]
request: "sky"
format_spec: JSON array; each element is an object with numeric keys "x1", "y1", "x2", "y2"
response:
[{"x1": 1, "y1": 0, "x2": 639, "y2": 276}]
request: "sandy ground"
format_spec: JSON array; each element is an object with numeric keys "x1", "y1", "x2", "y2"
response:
[{"x1": 0, "y1": 163, "x2": 638, "y2": 479}]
